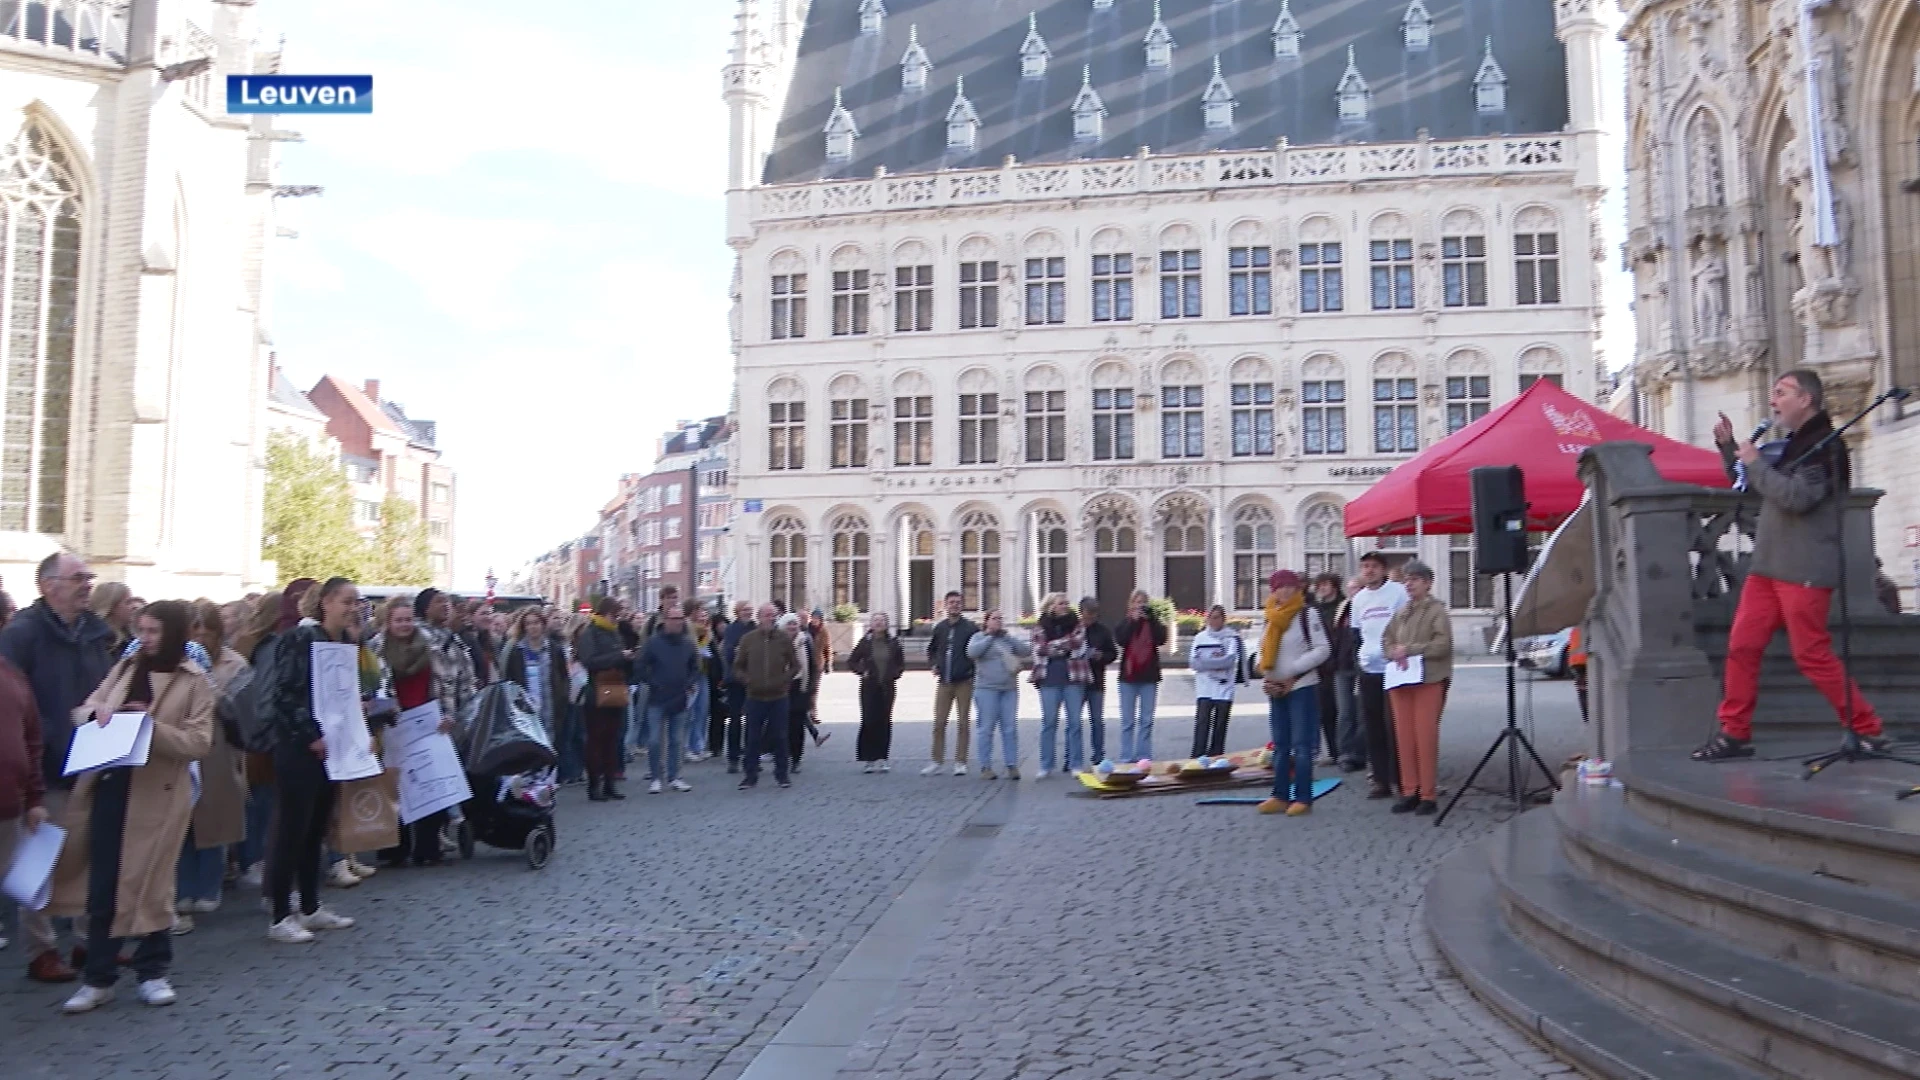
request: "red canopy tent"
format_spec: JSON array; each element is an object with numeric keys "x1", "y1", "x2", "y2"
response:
[{"x1": 1343, "y1": 379, "x2": 1730, "y2": 537}]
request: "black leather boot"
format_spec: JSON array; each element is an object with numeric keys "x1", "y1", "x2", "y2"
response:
[
  {"x1": 587, "y1": 775, "x2": 608, "y2": 802},
  {"x1": 603, "y1": 777, "x2": 627, "y2": 800}
]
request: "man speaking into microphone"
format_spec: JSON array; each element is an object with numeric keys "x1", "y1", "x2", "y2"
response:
[{"x1": 1692, "y1": 369, "x2": 1893, "y2": 761}]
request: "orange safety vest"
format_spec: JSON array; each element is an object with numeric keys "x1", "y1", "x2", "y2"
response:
[{"x1": 1567, "y1": 625, "x2": 1587, "y2": 667}]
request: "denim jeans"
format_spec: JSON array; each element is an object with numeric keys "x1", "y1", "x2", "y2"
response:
[
  {"x1": 1268, "y1": 684, "x2": 1320, "y2": 804},
  {"x1": 1083, "y1": 684, "x2": 1106, "y2": 761},
  {"x1": 725, "y1": 683, "x2": 748, "y2": 766},
  {"x1": 1037, "y1": 683, "x2": 1084, "y2": 772},
  {"x1": 1117, "y1": 682, "x2": 1159, "y2": 761},
  {"x1": 176, "y1": 832, "x2": 225, "y2": 903},
  {"x1": 687, "y1": 681, "x2": 710, "y2": 757},
  {"x1": 647, "y1": 702, "x2": 690, "y2": 783},
  {"x1": 557, "y1": 702, "x2": 586, "y2": 783},
  {"x1": 239, "y1": 783, "x2": 276, "y2": 870},
  {"x1": 742, "y1": 697, "x2": 790, "y2": 784},
  {"x1": 1333, "y1": 670, "x2": 1366, "y2": 765},
  {"x1": 973, "y1": 687, "x2": 1020, "y2": 769},
  {"x1": 626, "y1": 687, "x2": 652, "y2": 758}
]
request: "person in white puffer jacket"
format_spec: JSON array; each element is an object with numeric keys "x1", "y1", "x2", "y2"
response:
[{"x1": 1188, "y1": 606, "x2": 1245, "y2": 758}]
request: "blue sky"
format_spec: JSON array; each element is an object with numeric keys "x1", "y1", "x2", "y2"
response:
[{"x1": 255, "y1": 0, "x2": 1631, "y2": 592}]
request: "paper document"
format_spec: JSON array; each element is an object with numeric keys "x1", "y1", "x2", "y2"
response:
[
  {"x1": 1384, "y1": 656, "x2": 1425, "y2": 690},
  {"x1": 2, "y1": 823, "x2": 66, "y2": 910},
  {"x1": 62, "y1": 712, "x2": 153, "y2": 776},
  {"x1": 382, "y1": 701, "x2": 472, "y2": 824},
  {"x1": 312, "y1": 642, "x2": 383, "y2": 782}
]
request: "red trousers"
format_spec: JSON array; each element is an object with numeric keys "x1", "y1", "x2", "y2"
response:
[{"x1": 1716, "y1": 574, "x2": 1882, "y2": 740}]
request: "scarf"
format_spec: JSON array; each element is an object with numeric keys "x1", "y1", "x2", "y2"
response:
[
  {"x1": 383, "y1": 628, "x2": 432, "y2": 680},
  {"x1": 1259, "y1": 592, "x2": 1306, "y2": 674},
  {"x1": 1029, "y1": 619, "x2": 1092, "y2": 685},
  {"x1": 589, "y1": 614, "x2": 617, "y2": 632}
]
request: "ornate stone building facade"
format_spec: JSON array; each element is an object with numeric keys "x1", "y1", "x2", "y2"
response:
[
  {"x1": 724, "y1": 0, "x2": 1609, "y2": 625},
  {"x1": 0, "y1": 0, "x2": 287, "y2": 597},
  {"x1": 1619, "y1": 0, "x2": 1920, "y2": 584}
]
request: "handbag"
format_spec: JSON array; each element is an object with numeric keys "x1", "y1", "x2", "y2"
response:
[{"x1": 592, "y1": 669, "x2": 630, "y2": 709}]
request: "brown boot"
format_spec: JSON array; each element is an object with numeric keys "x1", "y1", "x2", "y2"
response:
[
  {"x1": 28, "y1": 950, "x2": 77, "y2": 983},
  {"x1": 586, "y1": 774, "x2": 607, "y2": 802}
]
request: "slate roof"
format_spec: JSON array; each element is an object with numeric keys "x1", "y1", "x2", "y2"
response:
[
  {"x1": 760, "y1": 0, "x2": 1568, "y2": 185},
  {"x1": 380, "y1": 401, "x2": 438, "y2": 450},
  {"x1": 268, "y1": 367, "x2": 325, "y2": 418}
]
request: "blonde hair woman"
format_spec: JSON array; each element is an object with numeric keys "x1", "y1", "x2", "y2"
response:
[
  {"x1": 90, "y1": 581, "x2": 140, "y2": 654},
  {"x1": 173, "y1": 601, "x2": 251, "y2": 928},
  {"x1": 1030, "y1": 593, "x2": 1090, "y2": 779}
]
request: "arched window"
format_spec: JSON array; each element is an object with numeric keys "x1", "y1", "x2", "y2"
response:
[
  {"x1": 1094, "y1": 521, "x2": 1137, "y2": 554},
  {"x1": 1444, "y1": 349, "x2": 1492, "y2": 434},
  {"x1": 1302, "y1": 502, "x2": 1346, "y2": 578},
  {"x1": 768, "y1": 377, "x2": 806, "y2": 471},
  {"x1": 0, "y1": 123, "x2": 81, "y2": 534},
  {"x1": 1232, "y1": 504, "x2": 1278, "y2": 609},
  {"x1": 958, "y1": 509, "x2": 1001, "y2": 612},
  {"x1": 1034, "y1": 508, "x2": 1069, "y2": 598},
  {"x1": 768, "y1": 514, "x2": 808, "y2": 613},
  {"x1": 831, "y1": 513, "x2": 871, "y2": 611}
]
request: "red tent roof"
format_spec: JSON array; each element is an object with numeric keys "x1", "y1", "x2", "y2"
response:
[{"x1": 1343, "y1": 379, "x2": 1729, "y2": 537}]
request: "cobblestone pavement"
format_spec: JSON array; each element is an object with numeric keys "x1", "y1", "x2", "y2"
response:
[{"x1": 2, "y1": 661, "x2": 1583, "y2": 1079}]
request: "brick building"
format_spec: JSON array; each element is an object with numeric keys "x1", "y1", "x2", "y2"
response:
[{"x1": 305, "y1": 376, "x2": 458, "y2": 588}]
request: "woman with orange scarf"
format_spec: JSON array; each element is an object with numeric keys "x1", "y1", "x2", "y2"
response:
[{"x1": 1256, "y1": 572, "x2": 1330, "y2": 816}]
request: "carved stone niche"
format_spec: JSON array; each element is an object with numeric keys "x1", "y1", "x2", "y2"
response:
[
  {"x1": 1685, "y1": 205, "x2": 1729, "y2": 245},
  {"x1": 1627, "y1": 225, "x2": 1665, "y2": 263}
]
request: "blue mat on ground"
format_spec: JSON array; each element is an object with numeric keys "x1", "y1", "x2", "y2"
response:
[{"x1": 1194, "y1": 778, "x2": 1342, "y2": 805}]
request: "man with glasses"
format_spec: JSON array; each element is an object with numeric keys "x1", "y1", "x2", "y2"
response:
[{"x1": 0, "y1": 553, "x2": 114, "y2": 983}]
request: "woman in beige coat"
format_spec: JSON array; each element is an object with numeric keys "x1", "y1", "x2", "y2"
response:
[
  {"x1": 1381, "y1": 561, "x2": 1453, "y2": 816},
  {"x1": 172, "y1": 600, "x2": 249, "y2": 931},
  {"x1": 51, "y1": 600, "x2": 214, "y2": 1012}
]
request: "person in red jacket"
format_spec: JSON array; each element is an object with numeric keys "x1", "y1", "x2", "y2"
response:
[{"x1": 0, "y1": 655, "x2": 49, "y2": 948}]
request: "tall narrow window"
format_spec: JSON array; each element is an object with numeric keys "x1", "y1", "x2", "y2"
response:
[
  {"x1": 1445, "y1": 375, "x2": 1491, "y2": 433},
  {"x1": 770, "y1": 273, "x2": 807, "y2": 339},
  {"x1": 1448, "y1": 534, "x2": 1495, "y2": 609},
  {"x1": 959, "y1": 260, "x2": 998, "y2": 328},
  {"x1": 1372, "y1": 378, "x2": 1419, "y2": 454},
  {"x1": 1160, "y1": 385, "x2": 1204, "y2": 458},
  {"x1": 768, "y1": 515, "x2": 808, "y2": 613},
  {"x1": 832, "y1": 269, "x2": 870, "y2": 335},
  {"x1": 1035, "y1": 510, "x2": 1069, "y2": 596},
  {"x1": 1302, "y1": 380, "x2": 1347, "y2": 455},
  {"x1": 829, "y1": 397, "x2": 868, "y2": 468},
  {"x1": 1024, "y1": 257, "x2": 1066, "y2": 325},
  {"x1": 1231, "y1": 382, "x2": 1275, "y2": 456},
  {"x1": 1092, "y1": 388, "x2": 1135, "y2": 461},
  {"x1": 831, "y1": 515, "x2": 872, "y2": 611},
  {"x1": 959, "y1": 512, "x2": 1002, "y2": 612},
  {"x1": 1232, "y1": 505, "x2": 1278, "y2": 609},
  {"x1": 894, "y1": 264, "x2": 933, "y2": 332},
  {"x1": 1159, "y1": 249, "x2": 1202, "y2": 319},
  {"x1": 1302, "y1": 503, "x2": 1347, "y2": 578},
  {"x1": 1369, "y1": 238, "x2": 1415, "y2": 310},
  {"x1": 1441, "y1": 236, "x2": 1487, "y2": 307},
  {"x1": 768, "y1": 401, "x2": 805, "y2": 470},
  {"x1": 1515, "y1": 232, "x2": 1561, "y2": 305},
  {"x1": 893, "y1": 395, "x2": 933, "y2": 466},
  {"x1": 1025, "y1": 390, "x2": 1066, "y2": 462},
  {"x1": 958, "y1": 392, "x2": 998, "y2": 465},
  {"x1": 1519, "y1": 372, "x2": 1564, "y2": 392},
  {"x1": 0, "y1": 125, "x2": 81, "y2": 534},
  {"x1": 1229, "y1": 246, "x2": 1272, "y2": 316},
  {"x1": 1299, "y1": 242, "x2": 1343, "y2": 312},
  {"x1": 1092, "y1": 253, "x2": 1134, "y2": 322}
]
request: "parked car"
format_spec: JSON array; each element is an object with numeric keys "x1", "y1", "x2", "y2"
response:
[{"x1": 1516, "y1": 627, "x2": 1574, "y2": 678}]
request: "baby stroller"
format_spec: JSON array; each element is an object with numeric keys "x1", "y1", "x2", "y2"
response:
[{"x1": 452, "y1": 683, "x2": 559, "y2": 870}]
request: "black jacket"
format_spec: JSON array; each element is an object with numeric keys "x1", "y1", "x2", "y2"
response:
[
  {"x1": 576, "y1": 622, "x2": 631, "y2": 682},
  {"x1": 503, "y1": 638, "x2": 570, "y2": 723},
  {"x1": 267, "y1": 624, "x2": 357, "y2": 750},
  {"x1": 849, "y1": 633, "x2": 907, "y2": 684},
  {"x1": 1312, "y1": 596, "x2": 1357, "y2": 675},
  {"x1": 1082, "y1": 620, "x2": 1119, "y2": 686},
  {"x1": 0, "y1": 600, "x2": 114, "y2": 788},
  {"x1": 927, "y1": 616, "x2": 980, "y2": 684},
  {"x1": 1115, "y1": 616, "x2": 1169, "y2": 684}
]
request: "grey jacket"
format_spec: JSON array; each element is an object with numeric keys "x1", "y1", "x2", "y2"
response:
[
  {"x1": 1720, "y1": 417, "x2": 1845, "y2": 589},
  {"x1": 966, "y1": 630, "x2": 1033, "y2": 692}
]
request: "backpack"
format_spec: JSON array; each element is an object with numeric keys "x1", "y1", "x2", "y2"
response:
[{"x1": 222, "y1": 635, "x2": 282, "y2": 753}]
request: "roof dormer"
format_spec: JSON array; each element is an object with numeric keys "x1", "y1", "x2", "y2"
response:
[
  {"x1": 1072, "y1": 64, "x2": 1107, "y2": 143},
  {"x1": 1020, "y1": 12, "x2": 1052, "y2": 78},
  {"x1": 1144, "y1": 1, "x2": 1175, "y2": 71},
  {"x1": 825, "y1": 87, "x2": 860, "y2": 162},
  {"x1": 1202, "y1": 55, "x2": 1236, "y2": 131},
  {"x1": 1403, "y1": 0, "x2": 1433, "y2": 52},
  {"x1": 946, "y1": 75, "x2": 981, "y2": 152},
  {"x1": 1473, "y1": 37, "x2": 1507, "y2": 113},
  {"x1": 1336, "y1": 45, "x2": 1371, "y2": 122},
  {"x1": 858, "y1": 0, "x2": 886, "y2": 36},
  {"x1": 901, "y1": 24, "x2": 931, "y2": 92},
  {"x1": 1272, "y1": 0, "x2": 1302, "y2": 59}
]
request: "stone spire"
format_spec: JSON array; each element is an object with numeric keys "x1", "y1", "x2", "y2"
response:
[
  {"x1": 1336, "y1": 45, "x2": 1370, "y2": 122},
  {"x1": 1144, "y1": 0, "x2": 1174, "y2": 70},
  {"x1": 1473, "y1": 37, "x2": 1508, "y2": 113},
  {"x1": 901, "y1": 23, "x2": 931, "y2": 91},
  {"x1": 824, "y1": 86, "x2": 860, "y2": 162},
  {"x1": 858, "y1": 0, "x2": 886, "y2": 35},
  {"x1": 1271, "y1": 0, "x2": 1302, "y2": 59},
  {"x1": 1020, "y1": 12, "x2": 1052, "y2": 78},
  {"x1": 1402, "y1": 0, "x2": 1433, "y2": 51},
  {"x1": 946, "y1": 75, "x2": 981, "y2": 151},
  {"x1": 1072, "y1": 64, "x2": 1107, "y2": 143},
  {"x1": 1202, "y1": 55, "x2": 1236, "y2": 130}
]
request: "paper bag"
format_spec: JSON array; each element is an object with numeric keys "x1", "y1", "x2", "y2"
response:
[{"x1": 328, "y1": 768, "x2": 401, "y2": 853}]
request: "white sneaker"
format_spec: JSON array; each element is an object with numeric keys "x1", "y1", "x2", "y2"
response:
[
  {"x1": 62, "y1": 984, "x2": 114, "y2": 1013},
  {"x1": 326, "y1": 862, "x2": 361, "y2": 889},
  {"x1": 138, "y1": 978, "x2": 177, "y2": 1007},
  {"x1": 268, "y1": 915, "x2": 315, "y2": 944},
  {"x1": 345, "y1": 858, "x2": 377, "y2": 880},
  {"x1": 171, "y1": 914, "x2": 194, "y2": 936},
  {"x1": 190, "y1": 898, "x2": 222, "y2": 914},
  {"x1": 301, "y1": 906, "x2": 356, "y2": 932},
  {"x1": 1034, "y1": 768, "x2": 1051, "y2": 780},
  {"x1": 920, "y1": 762, "x2": 943, "y2": 776},
  {"x1": 953, "y1": 763, "x2": 968, "y2": 776},
  {"x1": 862, "y1": 762, "x2": 875, "y2": 774},
  {"x1": 878, "y1": 760, "x2": 891, "y2": 773},
  {"x1": 649, "y1": 780, "x2": 663, "y2": 794},
  {"x1": 239, "y1": 862, "x2": 263, "y2": 888},
  {"x1": 669, "y1": 779, "x2": 692, "y2": 792}
]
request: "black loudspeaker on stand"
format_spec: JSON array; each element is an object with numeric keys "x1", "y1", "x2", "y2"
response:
[{"x1": 1435, "y1": 465, "x2": 1561, "y2": 825}]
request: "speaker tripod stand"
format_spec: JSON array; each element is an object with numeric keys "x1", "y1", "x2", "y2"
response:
[{"x1": 1434, "y1": 569, "x2": 1560, "y2": 825}]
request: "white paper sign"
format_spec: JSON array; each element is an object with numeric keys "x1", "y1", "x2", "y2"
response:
[
  {"x1": 383, "y1": 701, "x2": 471, "y2": 824},
  {"x1": 312, "y1": 642, "x2": 382, "y2": 782},
  {"x1": 2, "y1": 823, "x2": 66, "y2": 910},
  {"x1": 1384, "y1": 655, "x2": 1425, "y2": 690},
  {"x1": 62, "y1": 711, "x2": 152, "y2": 776}
]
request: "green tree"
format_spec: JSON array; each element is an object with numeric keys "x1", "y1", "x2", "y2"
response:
[
  {"x1": 363, "y1": 496, "x2": 433, "y2": 586},
  {"x1": 261, "y1": 430, "x2": 363, "y2": 585}
]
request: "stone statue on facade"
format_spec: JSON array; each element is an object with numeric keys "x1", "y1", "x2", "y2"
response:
[{"x1": 1692, "y1": 251, "x2": 1729, "y2": 340}]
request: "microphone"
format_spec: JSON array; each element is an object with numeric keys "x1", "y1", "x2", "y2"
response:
[
  {"x1": 1733, "y1": 421, "x2": 1770, "y2": 492},
  {"x1": 1891, "y1": 387, "x2": 1912, "y2": 402}
]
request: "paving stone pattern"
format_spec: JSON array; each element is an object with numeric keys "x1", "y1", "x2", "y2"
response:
[{"x1": 3, "y1": 663, "x2": 1583, "y2": 1079}]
